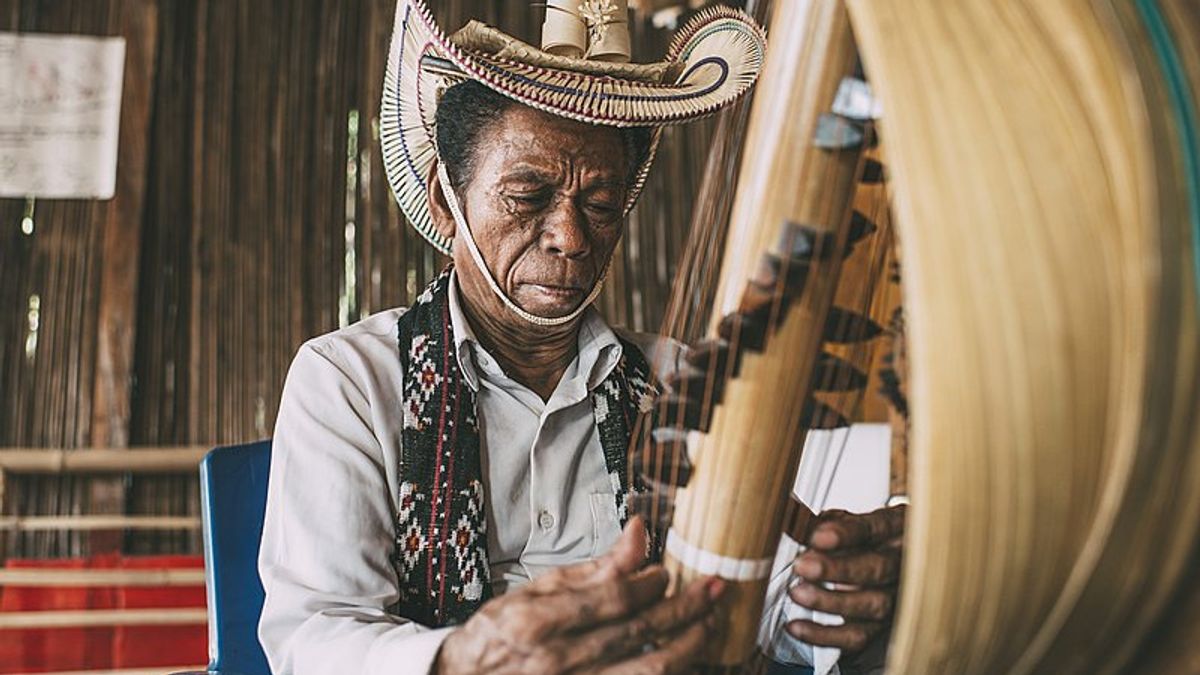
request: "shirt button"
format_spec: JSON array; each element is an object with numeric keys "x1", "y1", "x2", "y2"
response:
[{"x1": 538, "y1": 510, "x2": 556, "y2": 531}]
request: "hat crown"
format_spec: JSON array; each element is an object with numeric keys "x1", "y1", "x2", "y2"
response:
[{"x1": 543, "y1": 0, "x2": 632, "y2": 63}]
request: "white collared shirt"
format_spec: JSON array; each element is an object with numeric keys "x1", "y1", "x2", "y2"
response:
[
  {"x1": 447, "y1": 274, "x2": 633, "y2": 595},
  {"x1": 259, "y1": 272, "x2": 676, "y2": 675},
  {"x1": 258, "y1": 272, "x2": 887, "y2": 675}
]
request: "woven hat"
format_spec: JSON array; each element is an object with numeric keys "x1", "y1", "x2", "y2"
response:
[{"x1": 380, "y1": 0, "x2": 767, "y2": 254}]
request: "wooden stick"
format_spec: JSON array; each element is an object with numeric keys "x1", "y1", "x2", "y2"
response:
[
  {"x1": 0, "y1": 567, "x2": 205, "y2": 587},
  {"x1": 0, "y1": 447, "x2": 208, "y2": 474},
  {"x1": 17, "y1": 667, "x2": 208, "y2": 675},
  {"x1": 0, "y1": 515, "x2": 200, "y2": 532},
  {"x1": 0, "y1": 607, "x2": 206, "y2": 629}
]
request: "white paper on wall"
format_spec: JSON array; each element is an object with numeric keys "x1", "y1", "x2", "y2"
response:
[{"x1": 0, "y1": 32, "x2": 126, "y2": 199}]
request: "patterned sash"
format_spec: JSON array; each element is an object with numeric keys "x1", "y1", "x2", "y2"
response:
[{"x1": 393, "y1": 267, "x2": 658, "y2": 626}]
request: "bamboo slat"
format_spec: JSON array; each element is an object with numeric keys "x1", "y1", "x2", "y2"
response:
[
  {"x1": 37, "y1": 662, "x2": 208, "y2": 667},
  {"x1": 0, "y1": 516, "x2": 201, "y2": 532},
  {"x1": 0, "y1": 607, "x2": 206, "y2": 629},
  {"x1": 0, "y1": 447, "x2": 207, "y2": 474},
  {"x1": 0, "y1": 567, "x2": 205, "y2": 586},
  {"x1": 88, "y1": 0, "x2": 158, "y2": 453}
]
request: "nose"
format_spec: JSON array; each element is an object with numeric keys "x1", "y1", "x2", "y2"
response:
[{"x1": 540, "y1": 200, "x2": 591, "y2": 259}]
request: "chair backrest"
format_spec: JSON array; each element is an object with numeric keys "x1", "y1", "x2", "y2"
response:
[{"x1": 200, "y1": 440, "x2": 273, "y2": 675}]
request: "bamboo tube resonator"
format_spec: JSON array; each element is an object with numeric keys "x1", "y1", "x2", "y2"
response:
[
  {"x1": 842, "y1": 1, "x2": 1200, "y2": 673},
  {"x1": 653, "y1": 0, "x2": 1200, "y2": 671},
  {"x1": 660, "y1": 0, "x2": 866, "y2": 666}
]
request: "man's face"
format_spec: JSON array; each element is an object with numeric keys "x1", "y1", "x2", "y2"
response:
[{"x1": 446, "y1": 105, "x2": 629, "y2": 319}]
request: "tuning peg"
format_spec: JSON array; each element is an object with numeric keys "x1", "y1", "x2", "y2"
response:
[
  {"x1": 628, "y1": 491, "x2": 676, "y2": 532},
  {"x1": 860, "y1": 158, "x2": 885, "y2": 183},
  {"x1": 812, "y1": 352, "x2": 868, "y2": 392},
  {"x1": 681, "y1": 338, "x2": 739, "y2": 376},
  {"x1": 718, "y1": 311, "x2": 770, "y2": 352},
  {"x1": 653, "y1": 394, "x2": 716, "y2": 432},
  {"x1": 802, "y1": 399, "x2": 850, "y2": 429},
  {"x1": 631, "y1": 429, "x2": 694, "y2": 487},
  {"x1": 823, "y1": 306, "x2": 884, "y2": 343},
  {"x1": 848, "y1": 210, "x2": 878, "y2": 246}
]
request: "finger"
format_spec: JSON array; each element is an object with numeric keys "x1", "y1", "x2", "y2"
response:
[
  {"x1": 519, "y1": 565, "x2": 669, "y2": 637},
  {"x1": 608, "y1": 515, "x2": 651, "y2": 574},
  {"x1": 793, "y1": 547, "x2": 902, "y2": 587},
  {"x1": 801, "y1": 508, "x2": 848, "y2": 542},
  {"x1": 786, "y1": 618, "x2": 885, "y2": 654},
  {"x1": 632, "y1": 575, "x2": 723, "y2": 637},
  {"x1": 788, "y1": 581, "x2": 896, "y2": 621},
  {"x1": 808, "y1": 505, "x2": 907, "y2": 551},
  {"x1": 557, "y1": 576, "x2": 724, "y2": 669},
  {"x1": 592, "y1": 615, "x2": 712, "y2": 675}
]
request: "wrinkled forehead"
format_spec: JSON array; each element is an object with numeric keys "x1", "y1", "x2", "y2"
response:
[{"x1": 476, "y1": 105, "x2": 629, "y2": 180}]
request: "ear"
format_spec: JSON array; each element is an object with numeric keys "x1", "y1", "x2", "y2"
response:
[{"x1": 426, "y1": 158, "x2": 457, "y2": 242}]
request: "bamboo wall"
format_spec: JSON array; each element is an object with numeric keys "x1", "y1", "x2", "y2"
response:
[{"x1": 0, "y1": 0, "x2": 716, "y2": 558}]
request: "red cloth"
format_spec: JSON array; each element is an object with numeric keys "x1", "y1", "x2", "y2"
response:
[{"x1": 0, "y1": 555, "x2": 206, "y2": 673}]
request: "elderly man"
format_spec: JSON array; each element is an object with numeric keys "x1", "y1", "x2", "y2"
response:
[{"x1": 259, "y1": 3, "x2": 903, "y2": 674}]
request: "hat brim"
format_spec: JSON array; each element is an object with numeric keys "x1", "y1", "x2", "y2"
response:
[{"x1": 381, "y1": 0, "x2": 766, "y2": 255}]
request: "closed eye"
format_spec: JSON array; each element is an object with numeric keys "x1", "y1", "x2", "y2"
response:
[
  {"x1": 507, "y1": 191, "x2": 552, "y2": 211},
  {"x1": 585, "y1": 202, "x2": 621, "y2": 220}
]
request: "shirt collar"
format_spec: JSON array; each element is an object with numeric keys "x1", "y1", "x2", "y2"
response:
[{"x1": 447, "y1": 269, "x2": 623, "y2": 393}]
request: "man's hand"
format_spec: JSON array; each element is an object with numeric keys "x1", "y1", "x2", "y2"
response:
[
  {"x1": 434, "y1": 516, "x2": 725, "y2": 674},
  {"x1": 787, "y1": 505, "x2": 905, "y2": 656}
]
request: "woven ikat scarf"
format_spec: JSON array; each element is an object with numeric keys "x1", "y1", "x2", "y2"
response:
[{"x1": 393, "y1": 267, "x2": 659, "y2": 626}]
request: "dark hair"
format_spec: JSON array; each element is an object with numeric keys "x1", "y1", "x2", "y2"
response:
[{"x1": 435, "y1": 80, "x2": 654, "y2": 193}]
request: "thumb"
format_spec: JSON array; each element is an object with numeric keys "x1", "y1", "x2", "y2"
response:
[{"x1": 605, "y1": 515, "x2": 650, "y2": 574}]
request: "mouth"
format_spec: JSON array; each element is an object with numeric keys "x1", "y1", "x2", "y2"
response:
[{"x1": 523, "y1": 283, "x2": 585, "y2": 300}]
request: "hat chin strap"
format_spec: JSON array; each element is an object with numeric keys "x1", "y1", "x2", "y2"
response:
[{"x1": 436, "y1": 161, "x2": 609, "y2": 328}]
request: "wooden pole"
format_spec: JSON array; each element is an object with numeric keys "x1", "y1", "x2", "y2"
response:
[
  {"x1": 0, "y1": 447, "x2": 208, "y2": 474},
  {"x1": 88, "y1": 0, "x2": 161, "y2": 556},
  {"x1": 0, "y1": 567, "x2": 205, "y2": 586},
  {"x1": 0, "y1": 515, "x2": 201, "y2": 531},
  {"x1": 0, "y1": 607, "x2": 206, "y2": 629}
]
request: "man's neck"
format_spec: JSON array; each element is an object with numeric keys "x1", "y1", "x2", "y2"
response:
[{"x1": 457, "y1": 283, "x2": 580, "y2": 402}]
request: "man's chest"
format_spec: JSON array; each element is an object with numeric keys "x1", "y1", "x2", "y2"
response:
[{"x1": 475, "y1": 385, "x2": 623, "y2": 588}]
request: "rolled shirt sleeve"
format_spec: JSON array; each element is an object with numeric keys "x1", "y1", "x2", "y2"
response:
[{"x1": 258, "y1": 339, "x2": 453, "y2": 675}]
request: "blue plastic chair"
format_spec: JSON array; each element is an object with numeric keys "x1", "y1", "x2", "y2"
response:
[{"x1": 199, "y1": 440, "x2": 273, "y2": 675}]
